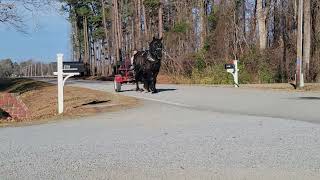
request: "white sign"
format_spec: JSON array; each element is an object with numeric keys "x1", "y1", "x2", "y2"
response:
[{"x1": 53, "y1": 54, "x2": 80, "y2": 114}]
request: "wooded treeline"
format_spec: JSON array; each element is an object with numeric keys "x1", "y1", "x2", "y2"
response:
[
  {"x1": 0, "y1": 58, "x2": 55, "y2": 78},
  {"x1": 61, "y1": 0, "x2": 320, "y2": 84}
]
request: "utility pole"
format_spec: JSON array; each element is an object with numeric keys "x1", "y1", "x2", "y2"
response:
[{"x1": 296, "y1": 0, "x2": 304, "y2": 88}]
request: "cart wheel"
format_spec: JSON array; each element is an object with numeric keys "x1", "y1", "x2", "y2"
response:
[{"x1": 114, "y1": 80, "x2": 121, "y2": 92}]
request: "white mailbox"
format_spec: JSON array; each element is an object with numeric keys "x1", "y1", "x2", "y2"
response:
[
  {"x1": 53, "y1": 54, "x2": 80, "y2": 114},
  {"x1": 225, "y1": 60, "x2": 239, "y2": 88}
]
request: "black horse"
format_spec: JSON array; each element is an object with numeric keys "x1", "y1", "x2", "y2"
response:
[{"x1": 133, "y1": 37, "x2": 163, "y2": 93}]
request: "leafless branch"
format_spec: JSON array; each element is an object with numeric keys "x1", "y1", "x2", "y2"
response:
[{"x1": 0, "y1": 0, "x2": 57, "y2": 32}]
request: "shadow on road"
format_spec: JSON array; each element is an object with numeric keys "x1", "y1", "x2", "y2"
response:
[
  {"x1": 120, "y1": 88, "x2": 177, "y2": 93},
  {"x1": 298, "y1": 97, "x2": 320, "y2": 100},
  {"x1": 157, "y1": 88, "x2": 177, "y2": 93}
]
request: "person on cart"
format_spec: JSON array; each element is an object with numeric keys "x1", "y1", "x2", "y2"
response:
[
  {"x1": 120, "y1": 55, "x2": 134, "y2": 77},
  {"x1": 130, "y1": 50, "x2": 138, "y2": 70}
]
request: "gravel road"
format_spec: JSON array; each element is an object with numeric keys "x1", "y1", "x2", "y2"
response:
[{"x1": 1, "y1": 80, "x2": 320, "y2": 180}]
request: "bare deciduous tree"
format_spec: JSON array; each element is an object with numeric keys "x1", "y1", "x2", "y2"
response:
[{"x1": 0, "y1": 0, "x2": 55, "y2": 32}]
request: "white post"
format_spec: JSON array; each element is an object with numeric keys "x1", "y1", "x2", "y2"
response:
[
  {"x1": 233, "y1": 60, "x2": 239, "y2": 88},
  {"x1": 57, "y1": 54, "x2": 64, "y2": 114}
]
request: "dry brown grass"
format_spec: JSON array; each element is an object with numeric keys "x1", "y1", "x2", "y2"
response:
[{"x1": 0, "y1": 78, "x2": 139, "y2": 126}]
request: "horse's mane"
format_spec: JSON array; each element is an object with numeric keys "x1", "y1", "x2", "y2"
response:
[{"x1": 148, "y1": 37, "x2": 163, "y2": 61}]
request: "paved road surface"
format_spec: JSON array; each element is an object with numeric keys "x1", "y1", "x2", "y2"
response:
[{"x1": 1, "y1": 80, "x2": 320, "y2": 180}]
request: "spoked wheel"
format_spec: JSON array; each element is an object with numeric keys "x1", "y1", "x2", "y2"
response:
[{"x1": 114, "y1": 80, "x2": 122, "y2": 92}]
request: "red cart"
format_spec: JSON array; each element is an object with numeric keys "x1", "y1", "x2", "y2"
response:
[{"x1": 114, "y1": 60, "x2": 135, "y2": 92}]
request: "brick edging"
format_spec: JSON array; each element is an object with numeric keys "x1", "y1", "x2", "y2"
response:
[{"x1": 0, "y1": 93, "x2": 29, "y2": 120}]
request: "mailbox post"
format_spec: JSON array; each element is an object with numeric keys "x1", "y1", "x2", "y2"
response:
[
  {"x1": 53, "y1": 54, "x2": 80, "y2": 114},
  {"x1": 233, "y1": 60, "x2": 239, "y2": 87},
  {"x1": 225, "y1": 60, "x2": 239, "y2": 88},
  {"x1": 57, "y1": 54, "x2": 63, "y2": 114}
]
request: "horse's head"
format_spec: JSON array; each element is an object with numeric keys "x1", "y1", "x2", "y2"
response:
[{"x1": 149, "y1": 37, "x2": 163, "y2": 60}]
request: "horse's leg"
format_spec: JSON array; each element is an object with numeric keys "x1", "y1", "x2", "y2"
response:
[
  {"x1": 151, "y1": 72, "x2": 159, "y2": 93},
  {"x1": 135, "y1": 73, "x2": 140, "y2": 91},
  {"x1": 147, "y1": 73, "x2": 154, "y2": 93},
  {"x1": 143, "y1": 81, "x2": 147, "y2": 91},
  {"x1": 150, "y1": 79, "x2": 155, "y2": 93},
  {"x1": 141, "y1": 72, "x2": 150, "y2": 92},
  {"x1": 143, "y1": 78, "x2": 150, "y2": 92}
]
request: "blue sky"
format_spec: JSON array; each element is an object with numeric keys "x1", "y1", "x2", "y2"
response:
[{"x1": 0, "y1": 5, "x2": 71, "y2": 63}]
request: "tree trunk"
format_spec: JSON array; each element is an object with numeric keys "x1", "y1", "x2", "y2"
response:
[
  {"x1": 250, "y1": 0, "x2": 258, "y2": 43},
  {"x1": 303, "y1": 0, "x2": 311, "y2": 81},
  {"x1": 130, "y1": 17, "x2": 135, "y2": 54},
  {"x1": 158, "y1": 0, "x2": 163, "y2": 38},
  {"x1": 91, "y1": 40, "x2": 96, "y2": 76},
  {"x1": 83, "y1": 16, "x2": 90, "y2": 74},
  {"x1": 241, "y1": 0, "x2": 246, "y2": 38},
  {"x1": 257, "y1": 0, "x2": 268, "y2": 50},
  {"x1": 142, "y1": 2, "x2": 148, "y2": 46},
  {"x1": 101, "y1": 0, "x2": 109, "y2": 63},
  {"x1": 112, "y1": 0, "x2": 120, "y2": 63},
  {"x1": 135, "y1": 0, "x2": 142, "y2": 49},
  {"x1": 116, "y1": 1, "x2": 123, "y2": 62},
  {"x1": 101, "y1": 0, "x2": 112, "y2": 76},
  {"x1": 72, "y1": 19, "x2": 80, "y2": 62},
  {"x1": 296, "y1": 0, "x2": 303, "y2": 87},
  {"x1": 199, "y1": 0, "x2": 206, "y2": 49}
]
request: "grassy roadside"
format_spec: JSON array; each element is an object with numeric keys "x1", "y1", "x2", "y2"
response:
[
  {"x1": 156, "y1": 74, "x2": 320, "y2": 92},
  {"x1": 0, "y1": 78, "x2": 51, "y2": 94},
  {"x1": 0, "y1": 78, "x2": 139, "y2": 127}
]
